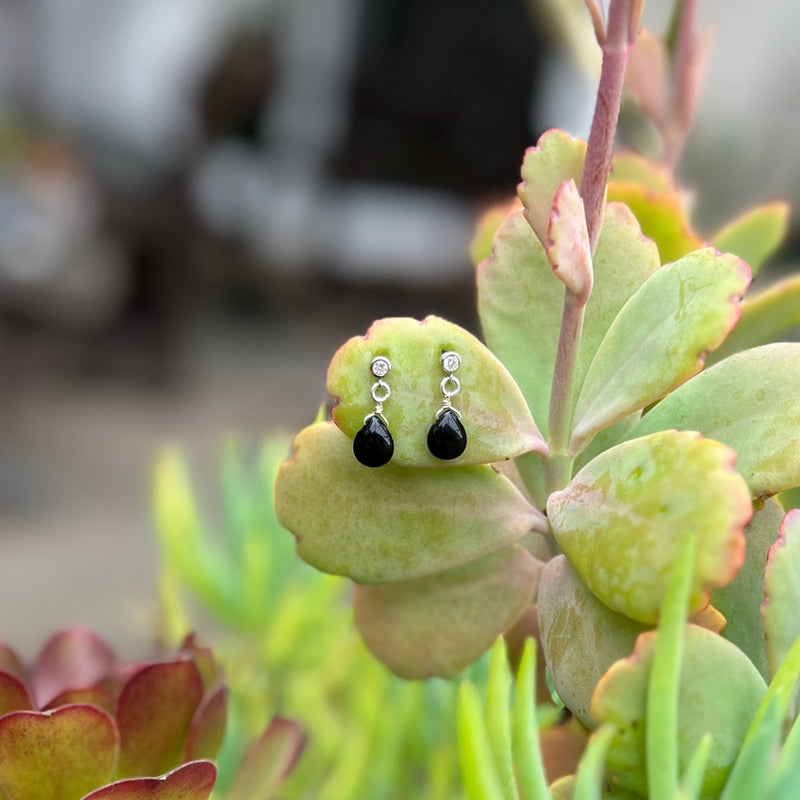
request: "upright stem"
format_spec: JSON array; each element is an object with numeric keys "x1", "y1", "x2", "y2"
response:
[
  {"x1": 545, "y1": 0, "x2": 638, "y2": 492},
  {"x1": 580, "y1": 0, "x2": 638, "y2": 252},
  {"x1": 664, "y1": 0, "x2": 698, "y2": 169}
]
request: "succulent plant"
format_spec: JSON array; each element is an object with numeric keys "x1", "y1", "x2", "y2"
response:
[
  {"x1": 0, "y1": 628, "x2": 303, "y2": 800},
  {"x1": 274, "y1": 1, "x2": 800, "y2": 795}
]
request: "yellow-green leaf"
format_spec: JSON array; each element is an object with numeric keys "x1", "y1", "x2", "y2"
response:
[
  {"x1": 275, "y1": 422, "x2": 542, "y2": 583},
  {"x1": 328, "y1": 316, "x2": 545, "y2": 466},
  {"x1": 547, "y1": 431, "x2": 751, "y2": 624}
]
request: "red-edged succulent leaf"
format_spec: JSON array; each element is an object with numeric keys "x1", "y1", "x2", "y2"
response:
[
  {"x1": 116, "y1": 661, "x2": 204, "y2": 778},
  {"x1": 354, "y1": 545, "x2": 540, "y2": 678},
  {"x1": 517, "y1": 129, "x2": 587, "y2": 247},
  {"x1": 627, "y1": 343, "x2": 800, "y2": 499},
  {"x1": 546, "y1": 179, "x2": 593, "y2": 304},
  {"x1": 548, "y1": 430, "x2": 751, "y2": 624},
  {"x1": 182, "y1": 686, "x2": 227, "y2": 762},
  {"x1": 223, "y1": 717, "x2": 306, "y2": 800},
  {"x1": 31, "y1": 628, "x2": 116, "y2": 708},
  {"x1": 711, "y1": 498, "x2": 784, "y2": 680},
  {"x1": 0, "y1": 672, "x2": 34, "y2": 717},
  {"x1": 538, "y1": 556, "x2": 647, "y2": 727},
  {"x1": 43, "y1": 686, "x2": 115, "y2": 715},
  {"x1": 178, "y1": 635, "x2": 221, "y2": 693},
  {"x1": 0, "y1": 705, "x2": 118, "y2": 800},
  {"x1": 80, "y1": 761, "x2": 216, "y2": 800},
  {"x1": 592, "y1": 625, "x2": 767, "y2": 797},
  {"x1": 569, "y1": 248, "x2": 750, "y2": 451},
  {"x1": 478, "y1": 202, "x2": 659, "y2": 438},
  {"x1": 762, "y1": 509, "x2": 800, "y2": 680},
  {"x1": 275, "y1": 422, "x2": 542, "y2": 584},
  {"x1": 328, "y1": 316, "x2": 546, "y2": 465}
]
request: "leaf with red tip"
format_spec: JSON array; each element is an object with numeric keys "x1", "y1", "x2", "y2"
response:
[
  {"x1": 546, "y1": 179, "x2": 593, "y2": 304},
  {"x1": 548, "y1": 431, "x2": 752, "y2": 624},
  {"x1": 627, "y1": 343, "x2": 800, "y2": 499},
  {"x1": 478, "y1": 203, "x2": 659, "y2": 437},
  {"x1": 275, "y1": 422, "x2": 542, "y2": 584},
  {"x1": 182, "y1": 687, "x2": 226, "y2": 762},
  {"x1": 569, "y1": 248, "x2": 750, "y2": 450},
  {"x1": 0, "y1": 705, "x2": 118, "y2": 800},
  {"x1": 116, "y1": 661, "x2": 204, "y2": 778},
  {"x1": 0, "y1": 646, "x2": 24, "y2": 680},
  {"x1": 0, "y1": 672, "x2": 34, "y2": 717},
  {"x1": 43, "y1": 687, "x2": 115, "y2": 715},
  {"x1": 224, "y1": 717, "x2": 306, "y2": 800},
  {"x1": 178, "y1": 635, "x2": 221, "y2": 693},
  {"x1": 80, "y1": 761, "x2": 216, "y2": 800},
  {"x1": 517, "y1": 129, "x2": 587, "y2": 247},
  {"x1": 354, "y1": 545, "x2": 540, "y2": 679},
  {"x1": 328, "y1": 316, "x2": 546, "y2": 466},
  {"x1": 762, "y1": 509, "x2": 800, "y2": 680},
  {"x1": 31, "y1": 629, "x2": 116, "y2": 709}
]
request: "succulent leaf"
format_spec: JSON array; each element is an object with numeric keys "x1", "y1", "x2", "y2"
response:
[
  {"x1": 711, "y1": 201, "x2": 790, "y2": 278},
  {"x1": 570, "y1": 248, "x2": 750, "y2": 450},
  {"x1": 762, "y1": 509, "x2": 800, "y2": 681},
  {"x1": 518, "y1": 129, "x2": 587, "y2": 247},
  {"x1": 275, "y1": 422, "x2": 542, "y2": 584},
  {"x1": 0, "y1": 672, "x2": 34, "y2": 717},
  {"x1": 0, "y1": 705, "x2": 118, "y2": 800},
  {"x1": 328, "y1": 316, "x2": 545, "y2": 466},
  {"x1": 354, "y1": 546, "x2": 540, "y2": 679},
  {"x1": 627, "y1": 343, "x2": 800, "y2": 498},
  {"x1": 592, "y1": 625, "x2": 767, "y2": 797},
  {"x1": 538, "y1": 556, "x2": 647, "y2": 727},
  {"x1": 222, "y1": 717, "x2": 306, "y2": 800},
  {"x1": 182, "y1": 686, "x2": 227, "y2": 763},
  {"x1": 79, "y1": 761, "x2": 216, "y2": 800},
  {"x1": 478, "y1": 203, "x2": 658, "y2": 437},
  {"x1": 547, "y1": 430, "x2": 751, "y2": 624},
  {"x1": 711, "y1": 499, "x2": 783, "y2": 680},
  {"x1": 116, "y1": 661, "x2": 204, "y2": 779},
  {"x1": 546, "y1": 179, "x2": 593, "y2": 304}
]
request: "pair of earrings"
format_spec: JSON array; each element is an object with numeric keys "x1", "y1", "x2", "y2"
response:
[{"x1": 352, "y1": 351, "x2": 468, "y2": 468}]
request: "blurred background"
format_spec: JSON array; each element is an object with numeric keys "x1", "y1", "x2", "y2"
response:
[{"x1": 0, "y1": 0, "x2": 796, "y2": 657}]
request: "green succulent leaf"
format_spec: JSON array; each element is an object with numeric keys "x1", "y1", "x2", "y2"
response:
[
  {"x1": 711, "y1": 499, "x2": 784, "y2": 680},
  {"x1": 484, "y1": 639, "x2": 516, "y2": 800},
  {"x1": 478, "y1": 203, "x2": 659, "y2": 437},
  {"x1": 547, "y1": 430, "x2": 751, "y2": 624},
  {"x1": 762, "y1": 509, "x2": 800, "y2": 681},
  {"x1": 222, "y1": 717, "x2": 306, "y2": 800},
  {"x1": 328, "y1": 316, "x2": 545, "y2": 466},
  {"x1": 79, "y1": 761, "x2": 216, "y2": 800},
  {"x1": 609, "y1": 152, "x2": 673, "y2": 194},
  {"x1": 605, "y1": 181, "x2": 702, "y2": 265},
  {"x1": 354, "y1": 546, "x2": 539, "y2": 679},
  {"x1": 457, "y1": 681, "x2": 506, "y2": 800},
  {"x1": 592, "y1": 624, "x2": 767, "y2": 797},
  {"x1": 518, "y1": 129, "x2": 587, "y2": 246},
  {"x1": 116, "y1": 661, "x2": 204, "y2": 779},
  {"x1": 708, "y1": 274, "x2": 800, "y2": 365},
  {"x1": 275, "y1": 422, "x2": 542, "y2": 584},
  {"x1": 711, "y1": 201, "x2": 790, "y2": 279},
  {"x1": 0, "y1": 705, "x2": 118, "y2": 800},
  {"x1": 627, "y1": 343, "x2": 800, "y2": 498},
  {"x1": 569, "y1": 248, "x2": 750, "y2": 451},
  {"x1": 538, "y1": 556, "x2": 647, "y2": 727}
]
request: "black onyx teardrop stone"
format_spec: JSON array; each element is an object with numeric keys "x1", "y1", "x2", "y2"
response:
[
  {"x1": 353, "y1": 415, "x2": 394, "y2": 467},
  {"x1": 427, "y1": 409, "x2": 467, "y2": 460}
]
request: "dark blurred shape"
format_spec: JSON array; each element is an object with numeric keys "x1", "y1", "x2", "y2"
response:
[{"x1": 334, "y1": 0, "x2": 548, "y2": 199}]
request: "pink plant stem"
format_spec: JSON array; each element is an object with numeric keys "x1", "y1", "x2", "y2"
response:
[
  {"x1": 546, "y1": 0, "x2": 638, "y2": 488},
  {"x1": 665, "y1": 0, "x2": 697, "y2": 168},
  {"x1": 581, "y1": 0, "x2": 639, "y2": 252}
]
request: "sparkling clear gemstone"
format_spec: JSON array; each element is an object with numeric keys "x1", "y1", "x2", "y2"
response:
[
  {"x1": 370, "y1": 356, "x2": 391, "y2": 378},
  {"x1": 427, "y1": 409, "x2": 467, "y2": 460},
  {"x1": 441, "y1": 351, "x2": 461, "y2": 373},
  {"x1": 353, "y1": 415, "x2": 394, "y2": 467}
]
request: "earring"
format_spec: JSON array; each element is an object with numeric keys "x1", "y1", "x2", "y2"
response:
[
  {"x1": 353, "y1": 355, "x2": 394, "y2": 467},
  {"x1": 427, "y1": 350, "x2": 467, "y2": 460}
]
